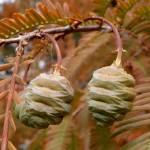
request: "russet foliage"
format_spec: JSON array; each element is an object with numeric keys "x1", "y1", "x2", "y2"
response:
[{"x1": 0, "y1": 0, "x2": 149, "y2": 150}]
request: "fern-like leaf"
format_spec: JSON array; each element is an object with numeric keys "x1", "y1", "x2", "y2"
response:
[
  {"x1": 108, "y1": 0, "x2": 140, "y2": 24},
  {"x1": 112, "y1": 77, "x2": 150, "y2": 149},
  {"x1": 122, "y1": 132, "x2": 150, "y2": 150},
  {"x1": 130, "y1": 21, "x2": 150, "y2": 34},
  {"x1": 93, "y1": 0, "x2": 112, "y2": 16},
  {"x1": 44, "y1": 116, "x2": 73, "y2": 150},
  {"x1": 0, "y1": 2, "x2": 73, "y2": 39},
  {"x1": 124, "y1": 4, "x2": 150, "y2": 34}
]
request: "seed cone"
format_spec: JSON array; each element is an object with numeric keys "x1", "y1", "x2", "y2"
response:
[
  {"x1": 87, "y1": 63, "x2": 136, "y2": 126},
  {"x1": 14, "y1": 73, "x2": 74, "y2": 129}
]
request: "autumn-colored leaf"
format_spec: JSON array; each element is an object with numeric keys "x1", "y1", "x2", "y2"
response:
[
  {"x1": 0, "y1": 139, "x2": 17, "y2": 150},
  {"x1": 0, "y1": 90, "x2": 8, "y2": 101},
  {"x1": 9, "y1": 112, "x2": 16, "y2": 132},
  {"x1": 0, "y1": 78, "x2": 10, "y2": 87},
  {"x1": 13, "y1": 91, "x2": 21, "y2": 104},
  {"x1": 21, "y1": 59, "x2": 34, "y2": 66},
  {"x1": 0, "y1": 113, "x2": 5, "y2": 121},
  {"x1": 8, "y1": 141, "x2": 17, "y2": 150},
  {"x1": 0, "y1": 63, "x2": 14, "y2": 72},
  {"x1": 14, "y1": 74, "x2": 26, "y2": 85}
]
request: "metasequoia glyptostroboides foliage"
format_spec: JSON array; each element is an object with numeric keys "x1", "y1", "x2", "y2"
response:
[{"x1": 0, "y1": 2, "x2": 136, "y2": 150}]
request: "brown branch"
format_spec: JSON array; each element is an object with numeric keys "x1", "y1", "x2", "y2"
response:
[
  {"x1": 0, "y1": 16, "x2": 123, "y2": 65},
  {"x1": 1, "y1": 42, "x2": 24, "y2": 150},
  {"x1": 0, "y1": 25, "x2": 102, "y2": 46}
]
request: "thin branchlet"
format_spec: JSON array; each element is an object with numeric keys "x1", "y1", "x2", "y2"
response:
[
  {"x1": 43, "y1": 34, "x2": 62, "y2": 74},
  {"x1": 84, "y1": 16, "x2": 123, "y2": 66},
  {"x1": 1, "y1": 41, "x2": 24, "y2": 150}
]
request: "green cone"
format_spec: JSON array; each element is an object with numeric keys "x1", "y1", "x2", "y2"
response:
[
  {"x1": 87, "y1": 63, "x2": 136, "y2": 127},
  {"x1": 14, "y1": 73, "x2": 74, "y2": 129}
]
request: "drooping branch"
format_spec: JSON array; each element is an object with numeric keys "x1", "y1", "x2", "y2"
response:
[
  {"x1": 84, "y1": 16, "x2": 123, "y2": 66},
  {"x1": 44, "y1": 34, "x2": 62, "y2": 73}
]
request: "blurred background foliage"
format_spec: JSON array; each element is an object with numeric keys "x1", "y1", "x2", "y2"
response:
[{"x1": 0, "y1": 0, "x2": 150, "y2": 150}]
